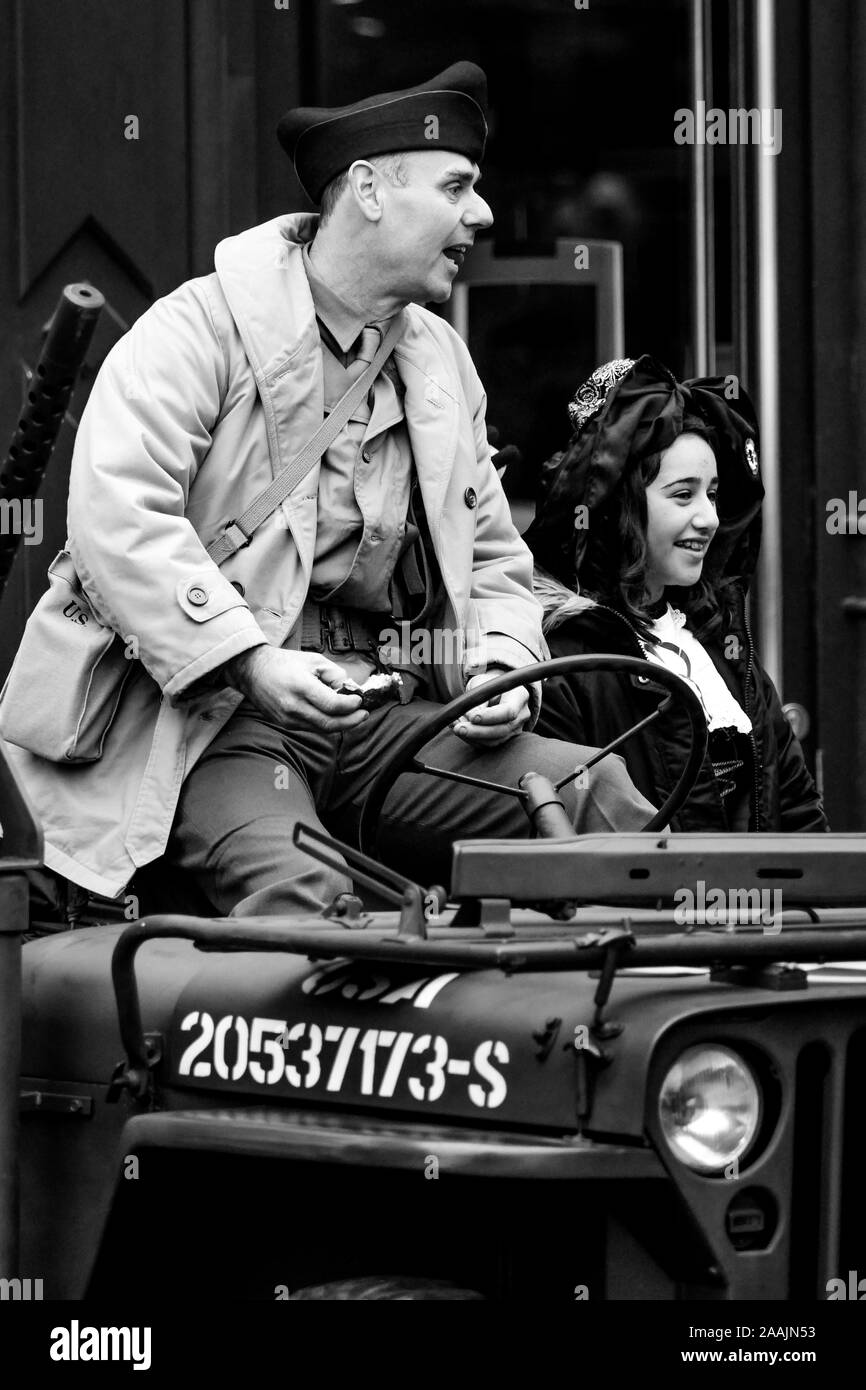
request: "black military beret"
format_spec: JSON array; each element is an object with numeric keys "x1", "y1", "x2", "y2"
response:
[{"x1": 277, "y1": 60, "x2": 488, "y2": 204}]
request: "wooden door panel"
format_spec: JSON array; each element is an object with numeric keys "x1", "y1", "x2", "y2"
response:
[
  {"x1": 14, "y1": 0, "x2": 189, "y2": 300},
  {"x1": 1, "y1": 0, "x2": 197, "y2": 678}
]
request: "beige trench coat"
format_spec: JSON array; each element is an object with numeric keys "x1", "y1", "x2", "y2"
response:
[{"x1": 1, "y1": 213, "x2": 546, "y2": 897}]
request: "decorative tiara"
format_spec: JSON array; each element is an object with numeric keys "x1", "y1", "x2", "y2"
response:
[{"x1": 567, "y1": 357, "x2": 636, "y2": 431}]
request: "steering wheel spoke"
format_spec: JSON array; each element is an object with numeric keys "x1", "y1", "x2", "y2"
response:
[
  {"x1": 554, "y1": 701, "x2": 668, "y2": 792},
  {"x1": 412, "y1": 760, "x2": 527, "y2": 798}
]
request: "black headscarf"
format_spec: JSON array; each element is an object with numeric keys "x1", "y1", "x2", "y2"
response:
[{"x1": 523, "y1": 354, "x2": 764, "y2": 592}]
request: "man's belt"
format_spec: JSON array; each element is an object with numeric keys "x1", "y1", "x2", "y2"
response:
[{"x1": 301, "y1": 599, "x2": 389, "y2": 658}]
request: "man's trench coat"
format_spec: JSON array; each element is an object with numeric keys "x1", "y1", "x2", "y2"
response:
[{"x1": 1, "y1": 213, "x2": 546, "y2": 897}]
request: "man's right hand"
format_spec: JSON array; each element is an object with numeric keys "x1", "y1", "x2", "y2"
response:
[{"x1": 224, "y1": 646, "x2": 367, "y2": 732}]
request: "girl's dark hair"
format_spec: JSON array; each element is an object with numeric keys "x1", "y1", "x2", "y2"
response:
[{"x1": 578, "y1": 413, "x2": 729, "y2": 642}]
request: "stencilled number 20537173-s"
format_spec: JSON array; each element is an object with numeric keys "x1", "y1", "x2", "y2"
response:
[{"x1": 176, "y1": 1011, "x2": 509, "y2": 1109}]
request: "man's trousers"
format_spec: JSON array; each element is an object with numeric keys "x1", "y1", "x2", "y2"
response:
[{"x1": 162, "y1": 698, "x2": 657, "y2": 917}]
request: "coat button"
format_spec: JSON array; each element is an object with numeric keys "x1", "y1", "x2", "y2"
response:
[
  {"x1": 231, "y1": 581, "x2": 245, "y2": 596},
  {"x1": 361, "y1": 448, "x2": 371, "y2": 463},
  {"x1": 187, "y1": 585, "x2": 208, "y2": 606},
  {"x1": 464, "y1": 487, "x2": 477, "y2": 509}
]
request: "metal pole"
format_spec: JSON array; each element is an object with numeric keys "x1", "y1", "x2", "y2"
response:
[
  {"x1": 690, "y1": 0, "x2": 715, "y2": 376},
  {"x1": 450, "y1": 282, "x2": 469, "y2": 343},
  {"x1": 755, "y1": 0, "x2": 783, "y2": 689},
  {"x1": 731, "y1": 0, "x2": 751, "y2": 390}
]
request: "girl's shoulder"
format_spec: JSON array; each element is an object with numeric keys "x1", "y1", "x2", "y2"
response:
[
  {"x1": 542, "y1": 598, "x2": 641, "y2": 656},
  {"x1": 534, "y1": 569, "x2": 609, "y2": 630}
]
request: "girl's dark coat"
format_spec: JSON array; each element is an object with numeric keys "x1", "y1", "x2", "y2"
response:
[{"x1": 536, "y1": 589, "x2": 827, "y2": 832}]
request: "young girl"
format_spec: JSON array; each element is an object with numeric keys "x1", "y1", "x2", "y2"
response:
[{"x1": 524, "y1": 355, "x2": 827, "y2": 831}]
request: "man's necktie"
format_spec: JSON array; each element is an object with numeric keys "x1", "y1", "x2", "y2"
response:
[{"x1": 346, "y1": 324, "x2": 383, "y2": 405}]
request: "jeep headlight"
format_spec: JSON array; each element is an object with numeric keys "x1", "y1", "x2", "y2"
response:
[{"x1": 658, "y1": 1045, "x2": 761, "y2": 1174}]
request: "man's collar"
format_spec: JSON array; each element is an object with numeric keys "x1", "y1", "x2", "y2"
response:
[{"x1": 302, "y1": 241, "x2": 368, "y2": 355}]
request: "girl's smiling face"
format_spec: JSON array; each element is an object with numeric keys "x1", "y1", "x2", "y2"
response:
[{"x1": 644, "y1": 433, "x2": 719, "y2": 600}]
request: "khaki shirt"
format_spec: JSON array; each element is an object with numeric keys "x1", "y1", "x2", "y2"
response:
[{"x1": 302, "y1": 244, "x2": 413, "y2": 613}]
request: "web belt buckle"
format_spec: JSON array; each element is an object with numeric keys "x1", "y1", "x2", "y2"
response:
[{"x1": 321, "y1": 606, "x2": 355, "y2": 654}]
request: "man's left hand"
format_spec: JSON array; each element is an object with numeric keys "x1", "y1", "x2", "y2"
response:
[{"x1": 451, "y1": 672, "x2": 531, "y2": 746}]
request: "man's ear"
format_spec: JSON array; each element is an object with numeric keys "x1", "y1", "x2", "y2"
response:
[{"x1": 346, "y1": 160, "x2": 384, "y2": 222}]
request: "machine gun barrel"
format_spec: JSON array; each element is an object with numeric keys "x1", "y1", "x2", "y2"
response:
[
  {"x1": 0, "y1": 282, "x2": 104, "y2": 598},
  {"x1": 0, "y1": 282, "x2": 102, "y2": 1279}
]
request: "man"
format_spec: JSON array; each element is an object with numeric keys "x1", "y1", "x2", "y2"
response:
[{"x1": 0, "y1": 61, "x2": 656, "y2": 918}]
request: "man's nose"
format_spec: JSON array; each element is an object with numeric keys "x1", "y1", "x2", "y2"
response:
[{"x1": 464, "y1": 191, "x2": 494, "y2": 230}]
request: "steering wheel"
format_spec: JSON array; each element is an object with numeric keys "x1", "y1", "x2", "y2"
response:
[{"x1": 358, "y1": 654, "x2": 708, "y2": 857}]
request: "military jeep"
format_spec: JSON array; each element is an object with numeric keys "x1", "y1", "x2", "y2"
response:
[{"x1": 4, "y1": 653, "x2": 866, "y2": 1303}]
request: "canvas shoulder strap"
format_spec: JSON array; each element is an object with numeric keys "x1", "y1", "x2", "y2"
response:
[{"x1": 207, "y1": 312, "x2": 404, "y2": 567}]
